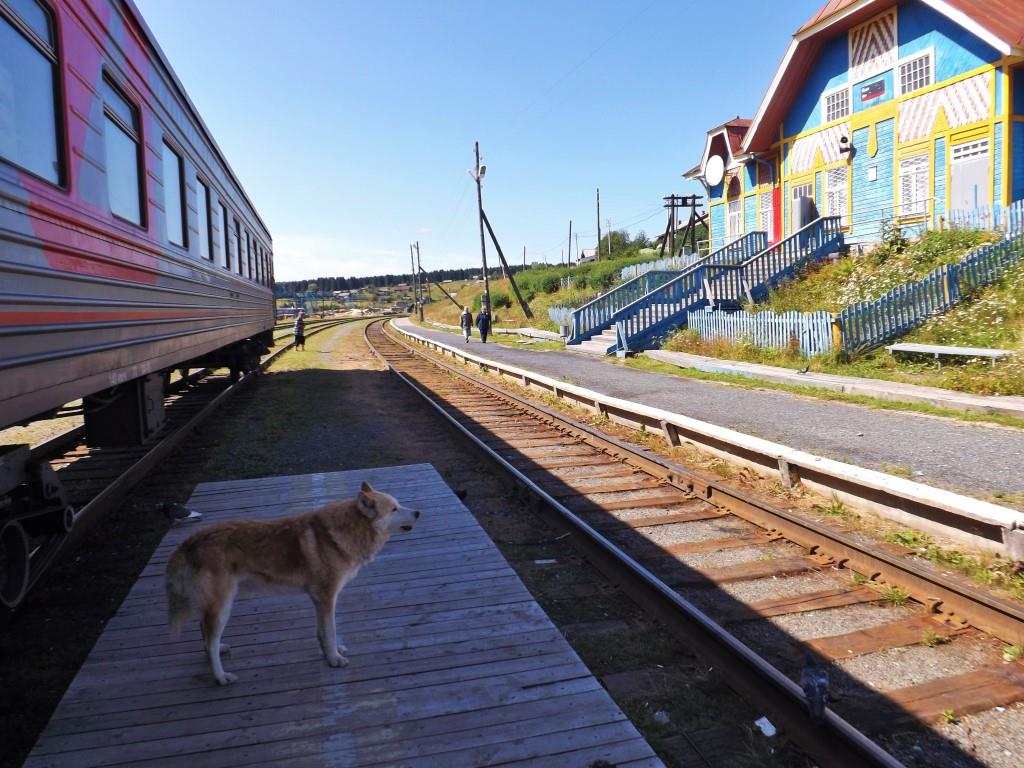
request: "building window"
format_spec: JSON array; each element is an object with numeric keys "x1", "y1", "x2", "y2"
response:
[
  {"x1": 823, "y1": 87, "x2": 850, "y2": 123},
  {"x1": 220, "y1": 202, "x2": 230, "y2": 269},
  {"x1": 0, "y1": 0, "x2": 63, "y2": 184},
  {"x1": 162, "y1": 141, "x2": 186, "y2": 247},
  {"x1": 825, "y1": 166, "x2": 848, "y2": 224},
  {"x1": 101, "y1": 75, "x2": 143, "y2": 225},
  {"x1": 758, "y1": 190, "x2": 773, "y2": 235},
  {"x1": 898, "y1": 155, "x2": 929, "y2": 216},
  {"x1": 898, "y1": 52, "x2": 932, "y2": 96},
  {"x1": 197, "y1": 179, "x2": 212, "y2": 260},
  {"x1": 727, "y1": 199, "x2": 742, "y2": 239}
]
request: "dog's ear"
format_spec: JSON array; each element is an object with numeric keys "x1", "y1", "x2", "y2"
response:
[
  {"x1": 356, "y1": 486, "x2": 377, "y2": 518},
  {"x1": 360, "y1": 480, "x2": 374, "y2": 493}
]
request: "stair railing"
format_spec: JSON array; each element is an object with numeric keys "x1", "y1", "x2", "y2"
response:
[{"x1": 569, "y1": 231, "x2": 766, "y2": 341}]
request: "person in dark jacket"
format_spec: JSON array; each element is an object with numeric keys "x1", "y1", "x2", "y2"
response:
[
  {"x1": 293, "y1": 310, "x2": 306, "y2": 350},
  {"x1": 459, "y1": 306, "x2": 473, "y2": 343},
  {"x1": 475, "y1": 306, "x2": 491, "y2": 343}
]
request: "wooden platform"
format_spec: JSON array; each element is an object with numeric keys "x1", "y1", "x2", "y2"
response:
[{"x1": 26, "y1": 464, "x2": 662, "y2": 767}]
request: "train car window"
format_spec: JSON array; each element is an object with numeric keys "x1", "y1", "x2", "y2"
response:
[
  {"x1": 0, "y1": 0, "x2": 64, "y2": 185},
  {"x1": 197, "y1": 179, "x2": 212, "y2": 260},
  {"x1": 161, "y1": 141, "x2": 186, "y2": 247},
  {"x1": 220, "y1": 202, "x2": 230, "y2": 269},
  {"x1": 100, "y1": 75, "x2": 143, "y2": 225},
  {"x1": 246, "y1": 231, "x2": 254, "y2": 280},
  {"x1": 234, "y1": 218, "x2": 242, "y2": 274}
]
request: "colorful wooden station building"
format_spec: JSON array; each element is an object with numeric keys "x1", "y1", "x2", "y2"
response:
[{"x1": 687, "y1": 0, "x2": 1024, "y2": 250}]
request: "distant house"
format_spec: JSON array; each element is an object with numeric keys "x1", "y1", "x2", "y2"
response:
[
  {"x1": 578, "y1": 248, "x2": 598, "y2": 264},
  {"x1": 686, "y1": 0, "x2": 1024, "y2": 249}
]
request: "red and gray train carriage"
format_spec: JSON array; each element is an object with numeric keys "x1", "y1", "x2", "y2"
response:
[{"x1": 1, "y1": 0, "x2": 274, "y2": 602}]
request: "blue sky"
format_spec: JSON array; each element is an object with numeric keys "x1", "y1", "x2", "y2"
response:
[{"x1": 136, "y1": 0, "x2": 817, "y2": 281}]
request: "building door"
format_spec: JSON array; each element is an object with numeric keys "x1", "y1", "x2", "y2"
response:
[
  {"x1": 949, "y1": 139, "x2": 990, "y2": 213},
  {"x1": 791, "y1": 181, "x2": 815, "y2": 234}
]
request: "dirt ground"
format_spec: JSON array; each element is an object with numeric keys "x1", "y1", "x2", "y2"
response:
[{"x1": 1, "y1": 320, "x2": 802, "y2": 767}]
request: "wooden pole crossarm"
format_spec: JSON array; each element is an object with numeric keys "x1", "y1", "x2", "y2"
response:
[
  {"x1": 481, "y1": 209, "x2": 534, "y2": 319},
  {"x1": 419, "y1": 268, "x2": 462, "y2": 310}
]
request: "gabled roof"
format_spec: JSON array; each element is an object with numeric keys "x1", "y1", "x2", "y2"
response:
[
  {"x1": 742, "y1": 0, "x2": 1024, "y2": 153},
  {"x1": 684, "y1": 118, "x2": 751, "y2": 180}
]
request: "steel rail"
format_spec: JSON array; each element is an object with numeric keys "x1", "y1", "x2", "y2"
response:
[{"x1": 364, "y1": 319, "x2": 904, "y2": 768}]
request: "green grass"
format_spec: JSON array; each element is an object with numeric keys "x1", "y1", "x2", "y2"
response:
[{"x1": 881, "y1": 584, "x2": 911, "y2": 606}]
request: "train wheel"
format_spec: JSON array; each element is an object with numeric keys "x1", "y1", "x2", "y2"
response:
[{"x1": 0, "y1": 520, "x2": 30, "y2": 609}]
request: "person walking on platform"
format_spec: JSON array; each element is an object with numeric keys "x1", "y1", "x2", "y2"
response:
[
  {"x1": 460, "y1": 306, "x2": 473, "y2": 343},
  {"x1": 476, "y1": 306, "x2": 491, "y2": 343},
  {"x1": 293, "y1": 310, "x2": 306, "y2": 350}
]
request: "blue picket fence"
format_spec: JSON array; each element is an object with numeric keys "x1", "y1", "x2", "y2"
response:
[
  {"x1": 686, "y1": 310, "x2": 835, "y2": 357},
  {"x1": 947, "y1": 199, "x2": 1024, "y2": 233},
  {"x1": 569, "y1": 231, "x2": 767, "y2": 343},
  {"x1": 839, "y1": 227, "x2": 1024, "y2": 353}
]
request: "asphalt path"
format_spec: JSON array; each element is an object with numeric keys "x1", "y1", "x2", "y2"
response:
[{"x1": 398, "y1": 319, "x2": 1024, "y2": 504}]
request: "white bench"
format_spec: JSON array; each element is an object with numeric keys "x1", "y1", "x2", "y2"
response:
[{"x1": 885, "y1": 342, "x2": 1014, "y2": 367}]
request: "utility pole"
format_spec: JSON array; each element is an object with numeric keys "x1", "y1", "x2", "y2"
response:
[
  {"x1": 472, "y1": 141, "x2": 490, "y2": 310},
  {"x1": 566, "y1": 220, "x2": 572, "y2": 266},
  {"x1": 574, "y1": 231, "x2": 579, "y2": 263},
  {"x1": 523, "y1": 245, "x2": 526, "y2": 269},
  {"x1": 415, "y1": 241, "x2": 425, "y2": 320},
  {"x1": 409, "y1": 244, "x2": 419, "y2": 316},
  {"x1": 606, "y1": 218, "x2": 612, "y2": 259},
  {"x1": 596, "y1": 188, "x2": 602, "y2": 261}
]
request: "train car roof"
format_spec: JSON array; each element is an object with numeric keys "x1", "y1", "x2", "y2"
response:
[{"x1": 121, "y1": 0, "x2": 272, "y2": 243}]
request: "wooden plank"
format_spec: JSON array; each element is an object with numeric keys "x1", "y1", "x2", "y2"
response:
[
  {"x1": 26, "y1": 465, "x2": 660, "y2": 767},
  {"x1": 721, "y1": 586, "x2": 880, "y2": 623},
  {"x1": 586, "y1": 507, "x2": 727, "y2": 531},
  {"x1": 853, "y1": 665, "x2": 1024, "y2": 731},
  {"x1": 805, "y1": 616, "x2": 965, "y2": 661},
  {"x1": 669, "y1": 556, "x2": 821, "y2": 587}
]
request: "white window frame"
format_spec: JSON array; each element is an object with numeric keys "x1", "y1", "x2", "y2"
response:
[
  {"x1": 727, "y1": 199, "x2": 742, "y2": 239},
  {"x1": 758, "y1": 190, "x2": 773, "y2": 235},
  {"x1": 898, "y1": 154, "x2": 929, "y2": 217},
  {"x1": 897, "y1": 48, "x2": 934, "y2": 96},
  {"x1": 824, "y1": 166, "x2": 848, "y2": 225},
  {"x1": 821, "y1": 85, "x2": 851, "y2": 124}
]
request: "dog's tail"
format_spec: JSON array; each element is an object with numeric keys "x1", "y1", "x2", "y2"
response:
[{"x1": 165, "y1": 547, "x2": 195, "y2": 637}]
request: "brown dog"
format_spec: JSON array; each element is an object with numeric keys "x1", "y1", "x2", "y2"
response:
[{"x1": 165, "y1": 481, "x2": 420, "y2": 685}]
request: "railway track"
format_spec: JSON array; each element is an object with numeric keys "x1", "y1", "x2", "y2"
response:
[
  {"x1": 365, "y1": 318, "x2": 1024, "y2": 768},
  {"x1": 1, "y1": 316, "x2": 369, "y2": 609}
]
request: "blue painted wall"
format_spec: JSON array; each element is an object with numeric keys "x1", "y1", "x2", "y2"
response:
[
  {"x1": 995, "y1": 67, "x2": 1003, "y2": 116},
  {"x1": 710, "y1": 204, "x2": 725, "y2": 249},
  {"x1": 852, "y1": 70, "x2": 893, "y2": 113},
  {"x1": 784, "y1": 35, "x2": 849, "y2": 136},
  {"x1": 709, "y1": 181, "x2": 724, "y2": 201},
  {"x1": 744, "y1": 194, "x2": 757, "y2": 235},
  {"x1": 897, "y1": 1, "x2": 1000, "y2": 83},
  {"x1": 994, "y1": 122, "x2": 1003, "y2": 206},
  {"x1": 934, "y1": 136, "x2": 946, "y2": 219},
  {"x1": 1014, "y1": 123, "x2": 1024, "y2": 202},
  {"x1": 1014, "y1": 70, "x2": 1024, "y2": 114},
  {"x1": 815, "y1": 171, "x2": 822, "y2": 212},
  {"x1": 744, "y1": 162, "x2": 757, "y2": 190},
  {"x1": 850, "y1": 119, "x2": 895, "y2": 242}
]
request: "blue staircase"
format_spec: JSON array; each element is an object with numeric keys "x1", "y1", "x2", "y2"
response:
[
  {"x1": 569, "y1": 232, "x2": 767, "y2": 351},
  {"x1": 568, "y1": 217, "x2": 844, "y2": 355}
]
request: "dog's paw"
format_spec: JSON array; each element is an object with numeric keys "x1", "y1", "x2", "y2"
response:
[
  {"x1": 215, "y1": 672, "x2": 238, "y2": 686},
  {"x1": 337, "y1": 643, "x2": 348, "y2": 654},
  {"x1": 326, "y1": 653, "x2": 349, "y2": 668}
]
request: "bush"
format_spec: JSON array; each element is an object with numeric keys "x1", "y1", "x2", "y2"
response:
[{"x1": 472, "y1": 289, "x2": 511, "y2": 311}]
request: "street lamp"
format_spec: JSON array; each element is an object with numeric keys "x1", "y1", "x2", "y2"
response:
[{"x1": 469, "y1": 142, "x2": 490, "y2": 311}]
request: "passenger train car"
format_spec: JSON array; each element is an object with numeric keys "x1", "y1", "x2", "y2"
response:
[{"x1": 0, "y1": 0, "x2": 275, "y2": 442}]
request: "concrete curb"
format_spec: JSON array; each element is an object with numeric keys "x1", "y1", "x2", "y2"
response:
[
  {"x1": 644, "y1": 349, "x2": 1024, "y2": 419},
  {"x1": 392, "y1": 317, "x2": 1024, "y2": 557}
]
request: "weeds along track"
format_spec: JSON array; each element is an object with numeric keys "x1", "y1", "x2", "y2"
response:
[
  {"x1": 366, "y1": 318, "x2": 1024, "y2": 768},
  {"x1": 5, "y1": 317, "x2": 365, "y2": 609}
]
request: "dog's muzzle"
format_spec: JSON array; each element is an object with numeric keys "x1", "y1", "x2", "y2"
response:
[{"x1": 400, "y1": 509, "x2": 421, "y2": 532}]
